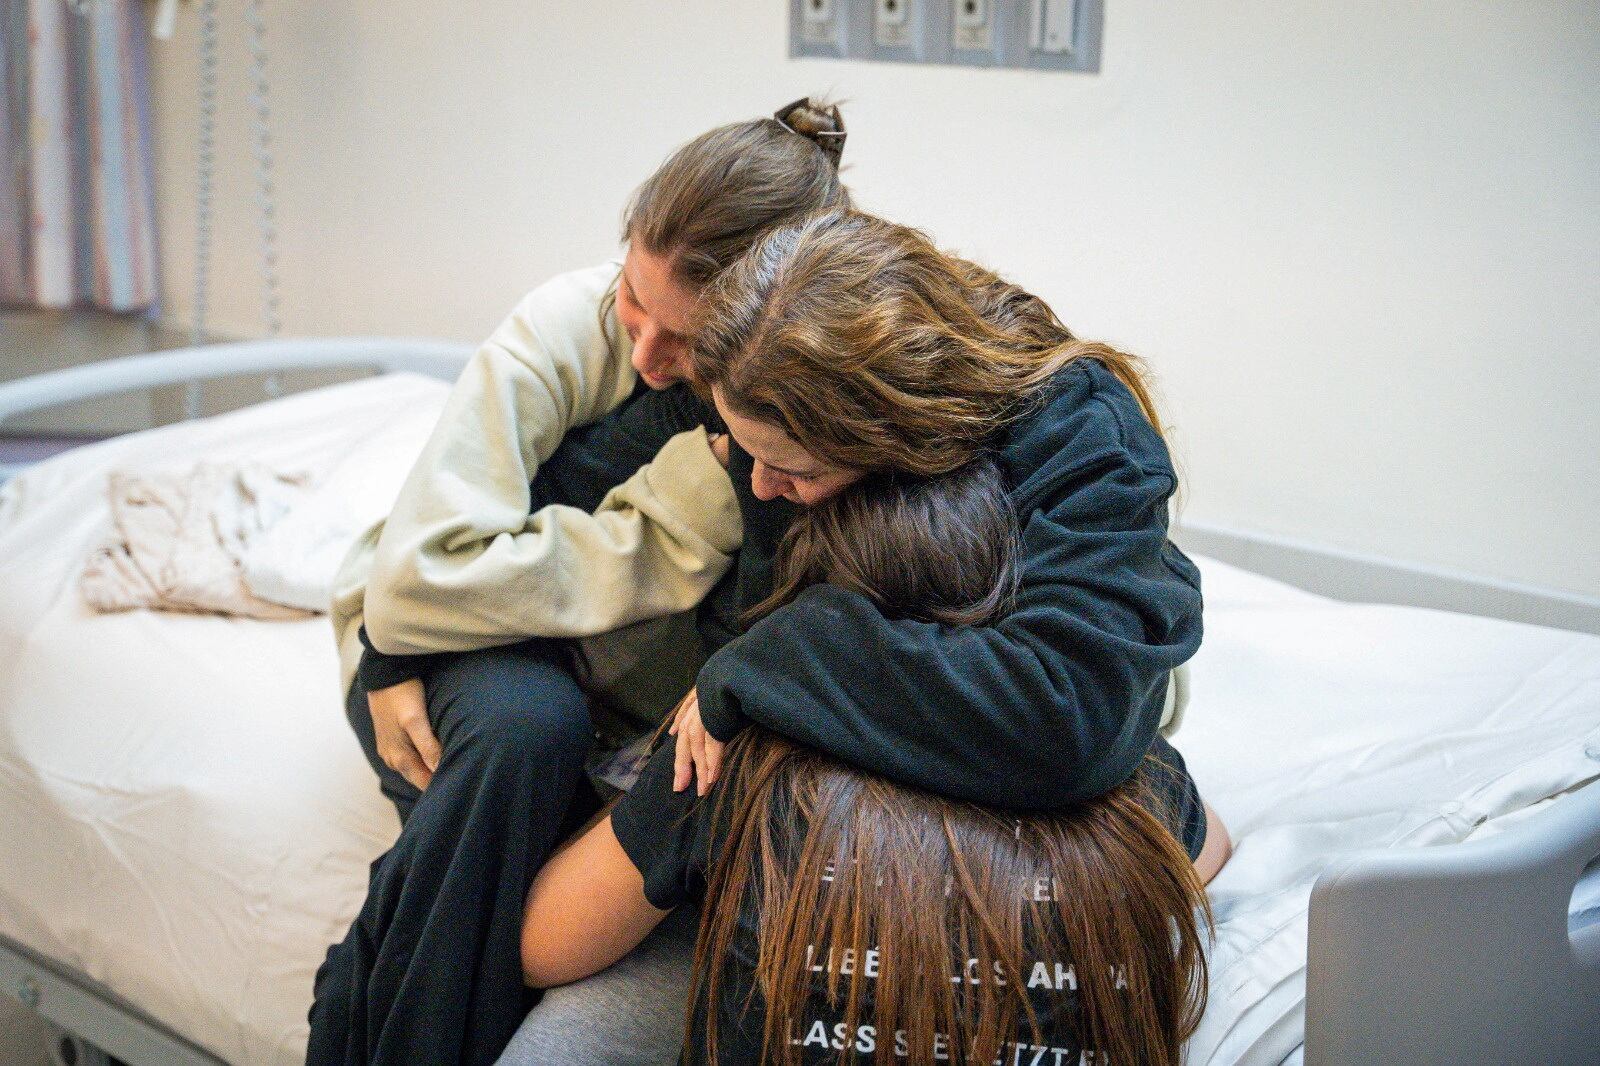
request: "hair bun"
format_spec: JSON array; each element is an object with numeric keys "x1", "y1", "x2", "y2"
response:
[{"x1": 773, "y1": 97, "x2": 846, "y2": 168}]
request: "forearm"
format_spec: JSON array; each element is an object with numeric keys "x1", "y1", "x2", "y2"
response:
[
  {"x1": 365, "y1": 426, "x2": 740, "y2": 652},
  {"x1": 696, "y1": 598, "x2": 1153, "y2": 808},
  {"x1": 695, "y1": 528, "x2": 1201, "y2": 809},
  {"x1": 363, "y1": 263, "x2": 635, "y2": 650}
]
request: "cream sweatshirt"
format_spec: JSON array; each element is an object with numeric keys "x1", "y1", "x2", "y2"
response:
[{"x1": 330, "y1": 263, "x2": 742, "y2": 695}]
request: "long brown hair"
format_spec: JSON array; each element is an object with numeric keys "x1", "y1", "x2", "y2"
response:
[
  {"x1": 687, "y1": 462, "x2": 1211, "y2": 1065},
  {"x1": 624, "y1": 99, "x2": 851, "y2": 290},
  {"x1": 693, "y1": 208, "x2": 1163, "y2": 478}
]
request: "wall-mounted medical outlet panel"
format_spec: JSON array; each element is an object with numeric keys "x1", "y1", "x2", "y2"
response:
[
  {"x1": 792, "y1": 0, "x2": 849, "y2": 59},
  {"x1": 790, "y1": 0, "x2": 1102, "y2": 74},
  {"x1": 869, "y1": 0, "x2": 927, "y2": 62}
]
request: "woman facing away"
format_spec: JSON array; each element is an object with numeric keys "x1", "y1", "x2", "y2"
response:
[
  {"x1": 310, "y1": 99, "x2": 851, "y2": 1065},
  {"x1": 520, "y1": 457, "x2": 1222, "y2": 1066},
  {"x1": 511, "y1": 209, "x2": 1231, "y2": 1064}
]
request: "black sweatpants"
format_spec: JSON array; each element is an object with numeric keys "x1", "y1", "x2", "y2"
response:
[{"x1": 307, "y1": 638, "x2": 603, "y2": 1066}]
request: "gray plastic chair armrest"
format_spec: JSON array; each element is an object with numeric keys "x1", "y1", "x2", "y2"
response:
[{"x1": 1305, "y1": 778, "x2": 1600, "y2": 1065}]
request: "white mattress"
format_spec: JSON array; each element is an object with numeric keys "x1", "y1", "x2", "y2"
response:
[
  {"x1": 0, "y1": 374, "x2": 447, "y2": 1065},
  {"x1": 1180, "y1": 561, "x2": 1600, "y2": 1063},
  {"x1": 1, "y1": 374, "x2": 1597, "y2": 1066}
]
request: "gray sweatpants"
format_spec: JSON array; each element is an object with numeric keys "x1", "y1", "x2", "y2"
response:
[{"x1": 495, "y1": 904, "x2": 699, "y2": 1065}]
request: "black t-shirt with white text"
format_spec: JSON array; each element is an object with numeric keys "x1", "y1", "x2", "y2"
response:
[{"x1": 611, "y1": 736, "x2": 1207, "y2": 1065}]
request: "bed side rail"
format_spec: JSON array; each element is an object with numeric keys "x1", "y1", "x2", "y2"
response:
[
  {"x1": 0, "y1": 933, "x2": 226, "y2": 1066},
  {"x1": 0, "y1": 337, "x2": 473, "y2": 427},
  {"x1": 1305, "y1": 777, "x2": 1600, "y2": 1065}
]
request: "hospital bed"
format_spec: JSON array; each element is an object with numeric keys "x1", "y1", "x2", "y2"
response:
[{"x1": 0, "y1": 340, "x2": 1595, "y2": 1066}]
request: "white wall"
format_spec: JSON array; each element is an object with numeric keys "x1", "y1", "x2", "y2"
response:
[{"x1": 145, "y1": 1, "x2": 1600, "y2": 598}]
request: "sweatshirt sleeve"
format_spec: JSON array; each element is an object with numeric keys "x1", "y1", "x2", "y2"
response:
[
  {"x1": 357, "y1": 626, "x2": 436, "y2": 692},
  {"x1": 361, "y1": 267, "x2": 741, "y2": 655},
  {"x1": 693, "y1": 390, "x2": 1203, "y2": 811}
]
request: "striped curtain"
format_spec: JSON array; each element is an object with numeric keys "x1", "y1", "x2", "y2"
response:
[{"x1": 0, "y1": 0, "x2": 158, "y2": 313}]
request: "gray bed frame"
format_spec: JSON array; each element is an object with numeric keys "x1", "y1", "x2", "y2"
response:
[{"x1": 1, "y1": 339, "x2": 1596, "y2": 1065}]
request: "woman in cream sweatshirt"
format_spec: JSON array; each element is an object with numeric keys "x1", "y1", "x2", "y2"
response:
[{"x1": 308, "y1": 99, "x2": 851, "y2": 1066}]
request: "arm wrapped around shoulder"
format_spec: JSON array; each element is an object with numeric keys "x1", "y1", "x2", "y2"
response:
[
  {"x1": 367, "y1": 425, "x2": 741, "y2": 652},
  {"x1": 362, "y1": 265, "x2": 741, "y2": 653},
  {"x1": 695, "y1": 443, "x2": 1202, "y2": 811}
]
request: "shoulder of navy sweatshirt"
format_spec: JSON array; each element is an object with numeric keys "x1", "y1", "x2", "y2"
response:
[
  {"x1": 354, "y1": 381, "x2": 712, "y2": 693},
  {"x1": 694, "y1": 359, "x2": 1204, "y2": 810}
]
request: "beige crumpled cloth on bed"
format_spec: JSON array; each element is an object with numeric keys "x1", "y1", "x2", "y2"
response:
[{"x1": 81, "y1": 461, "x2": 315, "y2": 620}]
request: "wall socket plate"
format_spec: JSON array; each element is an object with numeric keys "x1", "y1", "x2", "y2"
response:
[
  {"x1": 791, "y1": 0, "x2": 848, "y2": 58},
  {"x1": 950, "y1": 0, "x2": 1000, "y2": 67},
  {"x1": 952, "y1": 0, "x2": 993, "y2": 51},
  {"x1": 1020, "y1": 0, "x2": 1103, "y2": 73},
  {"x1": 789, "y1": 0, "x2": 1102, "y2": 73},
  {"x1": 869, "y1": 0, "x2": 926, "y2": 62}
]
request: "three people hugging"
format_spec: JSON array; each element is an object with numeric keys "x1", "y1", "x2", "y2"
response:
[{"x1": 311, "y1": 98, "x2": 1229, "y2": 1066}]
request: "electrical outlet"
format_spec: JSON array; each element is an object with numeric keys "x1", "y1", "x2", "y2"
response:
[
  {"x1": 1022, "y1": 0, "x2": 1102, "y2": 73},
  {"x1": 1029, "y1": 0, "x2": 1075, "y2": 55},
  {"x1": 790, "y1": 0, "x2": 846, "y2": 58},
  {"x1": 800, "y1": 0, "x2": 835, "y2": 43},
  {"x1": 874, "y1": 0, "x2": 914, "y2": 49},
  {"x1": 952, "y1": 0, "x2": 991, "y2": 52}
]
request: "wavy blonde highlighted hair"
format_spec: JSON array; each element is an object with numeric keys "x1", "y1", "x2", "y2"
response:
[{"x1": 693, "y1": 209, "x2": 1163, "y2": 479}]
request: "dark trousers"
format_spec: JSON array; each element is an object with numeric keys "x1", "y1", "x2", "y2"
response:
[{"x1": 307, "y1": 638, "x2": 603, "y2": 1066}]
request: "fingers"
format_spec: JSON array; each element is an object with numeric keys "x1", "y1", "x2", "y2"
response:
[
  {"x1": 403, "y1": 710, "x2": 443, "y2": 775},
  {"x1": 668, "y1": 687, "x2": 697, "y2": 736},
  {"x1": 670, "y1": 688, "x2": 719, "y2": 795},
  {"x1": 673, "y1": 719, "x2": 694, "y2": 792},
  {"x1": 700, "y1": 734, "x2": 723, "y2": 795},
  {"x1": 689, "y1": 719, "x2": 708, "y2": 796},
  {"x1": 368, "y1": 680, "x2": 438, "y2": 793},
  {"x1": 392, "y1": 751, "x2": 433, "y2": 793},
  {"x1": 374, "y1": 727, "x2": 432, "y2": 793}
]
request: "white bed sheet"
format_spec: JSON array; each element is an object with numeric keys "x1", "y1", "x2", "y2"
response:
[
  {"x1": 0, "y1": 374, "x2": 1597, "y2": 1065},
  {"x1": 1180, "y1": 560, "x2": 1600, "y2": 1063},
  {"x1": 0, "y1": 374, "x2": 448, "y2": 1065}
]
